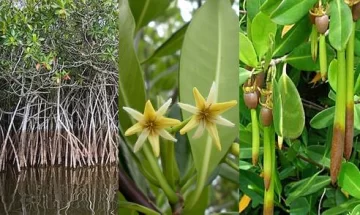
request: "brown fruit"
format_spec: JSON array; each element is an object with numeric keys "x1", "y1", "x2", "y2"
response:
[
  {"x1": 352, "y1": 3, "x2": 360, "y2": 21},
  {"x1": 344, "y1": 105, "x2": 354, "y2": 160},
  {"x1": 244, "y1": 92, "x2": 258, "y2": 109},
  {"x1": 315, "y1": 15, "x2": 329, "y2": 34},
  {"x1": 330, "y1": 124, "x2": 345, "y2": 185},
  {"x1": 260, "y1": 107, "x2": 273, "y2": 126}
]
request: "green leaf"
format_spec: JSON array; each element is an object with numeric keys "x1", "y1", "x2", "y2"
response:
[
  {"x1": 239, "y1": 67, "x2": 252, "y2": 86},
  {"x1": 338, "y1": 162, "x2": 360, "y2": 199},
  {"x1": 183, "y1": 186, "x2": 209, "y2": 215},
  {"x1": 264, "y1": 0, "x2": 317, "y2": 25},
  {"x1": 350, "y1": 205, "x2": 360, "y2": 215},
  {"x1": 129, "y1": 0, "x2": 169, "y2": 31},
  {"x1": 286, "y1": 42, "x2": 335, "y2": 71},
  {"x1": 118, "y1": 0, "x2": 146, "y2": 139},
  {"x1": 179, "y1": 0, "x2": 238, "y2": 202},
  {"x1": 355, "y1": 104, "x2": 360, "y2": 130},
  {"x1": 251, "y1": 12, "x2": 277, "y2": 58},
  {"x1": 273, "y1": 16, "x2": 311, "y2": 57},
  {"x1": 246, "y1": 0, "x2": 265, "y2": 21},
  {"x1": 142, "y1": 23, "x2": 188, "y2": 64},
  {"x1": 285, "y1": 174, "x2": 331, "y2": 205},
  {"x1": 239, "y1": 32, "x2": 258, "y2": 67},
  {"x1": 276, "y1": 66, "x2": 305, "y2": 138},
  {"x1": 328, "y1": 59, "x2": 338, "y2": 91},
  {"x1": 305, "y1": 145, "x2": 331, "y2": 168},
  {"x1": 119, "y1": 200, "x2": 161, "y2": 215},
  {"x1": 310, "y1": 106, "x2": 335, "y2": 129},
  {"x1": 329, "y1": 0, "x2": 353, "y2": 51},
  {"x1": 290, "y1": 197, "x2": 310, "y2": 215},
  {"x1": 323, "y1": 198, "x2": 360, "y2": 215},
  {"x1": 239, "y1": 170, "x2": 264, "y2": 206}
]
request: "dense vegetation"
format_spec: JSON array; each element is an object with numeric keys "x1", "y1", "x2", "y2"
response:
[{"x1": 240, "y1": 0, "x2": 360, "y2": 214}]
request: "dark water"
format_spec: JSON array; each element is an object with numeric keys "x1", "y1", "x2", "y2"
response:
[{"x1": 0, "y1": 165, "x2": 118, "y2": 215}]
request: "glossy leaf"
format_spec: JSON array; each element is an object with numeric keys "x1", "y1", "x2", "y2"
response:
[
  {"x1": 322, "y1": 198, "x2": 360, "y2": 215},
  {"x1": 239, "y1": 67, "x2": 252, "y2": 86},
  {"x1": 142, "y1": 23, "x2": 188, "y2": 64},
  {"x1": 239, "y1": 170, "x2": 264, "y2": 206},
  {"x1": 183, "y1": 187, "x2": 209, "y2": 215},
  {"x1": 355, "y1": 104, "x2": 360, "y2": 130},
  {"x1": 246, "y1": 0, "x2": 265, "y2": 21},
  {"x1": 129, "y1": 0, "x2": 169, "y2": 31},
  {"x1": 286, "y1": 42, "x2": 335, "y2": 71},
  {"x1": 239, "y1": 32, "x2": 258, "y2": 67},
  {"x1": 338, "y1": 162, "x2": 360, "y2": 199},
  {"x1": 273, "y1": 16, "x2": 311, "y2": 57},
  {"x1": 306, "y1": 145, "x2": 331, "y2": 168},
  {"x1": 179, "y1": 0, "x2": 238, "y2": 201},
  {"x1": 277, "y1": 67, "x2": 305, "y2": 138},
  {"x1": 329, "y1": 0, "x2": 352, "y2": 51},
  {"x1": 263, "y1": 0, "x2": 317, "y2": 25},
  {"x1": 285, "y1": 174, "x2": 330, "y2": 205},
  {"x1": 290, "y1": 197, "x2": 310, "y2": 215},
  {"x1": 310, "y1": 106, "x2": 335, "y2": 129},
  {"x1": 119, "y1": 200, "x2": 160, "y2": 215},
  {"x1": 118, "y1": 0, "x2": 146, "y2": 137},
  {"x1": 328, "y1": 59, "x2": 338, "y2": 91},
  {"x1": 251, "y1": 12, "x2": 277, "y2": 58}
]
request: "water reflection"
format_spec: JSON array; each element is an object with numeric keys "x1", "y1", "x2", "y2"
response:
[{"x1": 0, "y1": 165, "x2": 118, "y2": 215}]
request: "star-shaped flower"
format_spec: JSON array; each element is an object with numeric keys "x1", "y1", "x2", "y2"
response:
[
  {"x1": 123, "y1": 98, "x2": 181, "y2": 157},
  {"x1": 178, "y1": 82, "x2": 237, "y2": 151}
]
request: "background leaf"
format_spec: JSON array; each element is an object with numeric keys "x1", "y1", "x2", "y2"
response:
[
  {"x1": 285, "y1": 42, "x2": 335, "y2": 71},
  {"x1": 239, "y1": 32, "x2": 258, "y2": 67},
  {"x1": 329, "y1": 0, "x2": 352, "y2": 51},
  {"x1": 277, "y1": 67, "x2": 305, "y2": 139},
  {"x1": 310, "y1": 107, "x2": 335, "y2": 129},
  {"x1": 338, "y1": 162, "x2": 360, "y2": 199},
  {"x1": 129, "y1": 0, "x2": 170, "y2": 31},
  {"x1": 251, "y1": 12, "x2": 277, "y2": 59}
]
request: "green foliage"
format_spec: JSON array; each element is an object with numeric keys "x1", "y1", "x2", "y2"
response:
[{"x1": 240, "y1": 0, "x2": 360, "y2": 214}]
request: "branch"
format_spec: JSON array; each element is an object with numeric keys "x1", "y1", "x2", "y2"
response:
[{"x1": 118, "y1": 166, "x2": 160, "y2": 213}]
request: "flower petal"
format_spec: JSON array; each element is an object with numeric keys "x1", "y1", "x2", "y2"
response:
[
  {"x1": 209, "y1": 100, "x2": 237, "y2": 115},
  {"x1": 157, "y1": 98, "x2": 172, "y2": 116},
  {"x1": 124, "y1": 123, "x2": 143, "y2": 136},
  {"x1": 180, "y1": 116, "x2": 199, "y2": 135},
  {"x1": 148, "y1": 134, "x2": 160, "y2": 157},
  {"x1": 207, "y1": 81, "x2": 217, "y2": 104},
  {"x1": 193, "y1": 87, "x2": 206, "y2": 109},
  {"x1": 157, "y1": 117, "x2": 181, "y2": 127},
  {"x1": 178, "y1": 103, "x2": 198, "y2": 114},
  {"x1": 159, "y1": 129, "x2": 177, "y2": 142},
  {"x1": 133, "y1": 129, "x2": 149, "y2": 153},
  {"x1": 144, "y1": 100, "x2": 157, "y2": 121},
  {"x1": 206, "y1": 123, "x2": 221, "y2": 151},
  {"x1": 123, "y1": 107, "x2": 144, "y2": 121},
  {"x1": 193, "y1": 120, "x2": 205, "y2": 139},
  {"x1": 214, "y1": 116, "x2": 235, "y2": 127}
]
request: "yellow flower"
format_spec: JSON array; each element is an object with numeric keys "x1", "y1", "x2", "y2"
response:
[
  {"x1": 123, "y1": 98, "x2": 181, "y2": 157},
  {"x1": 178, "y1": 82, "x2": 237, "y2": 151}
]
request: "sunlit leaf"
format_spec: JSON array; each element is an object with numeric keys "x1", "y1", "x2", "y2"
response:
[{"x1": 329, "y1": 0, "x2": 352, "y2": 51}]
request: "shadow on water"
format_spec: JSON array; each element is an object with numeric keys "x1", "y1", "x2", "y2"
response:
[{"x1": 0, "y1": 165, "x2": 118, "y2": 215}]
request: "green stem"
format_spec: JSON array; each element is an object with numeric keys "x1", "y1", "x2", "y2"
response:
[
  {"x1": 334, "y1": 50, "x2": 347, "y2": 127},
  {"x1": 179, "y1": 164, "x2": 196, "y2": 187},
  {"x1": 263, "y1": 126, "x2": 275, "y2": 215},
  {"x1": 143, "y1": 144, "x2": 179, "y2": 204},
  {"x1": 160, "y1": 140, "x2": 179, "y2": 189},
  {"x1": 319, "y1": 34, "x2": 327, "y2": 81},
  {"x1": 311, "y1": 25, "x2": 318, "y2": 62},
  {"x1": 263, "y1": 126, "x2": 271, "y2": 190},
  {"x1": 251, "y1": 108, "x2": 260, "y2": 165},
  {"x1": 167, "y1": 117, "x2": 191, "y2": 133},
  {"x1": 180, "y1": 174, "x2": 197, "y2": 194},
  {"x1": 223, "y1": 157, "x2": 238, "y2": 171},
  {"x1": 344, "y1": 22, "x2": 355, "y2": 160}
]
